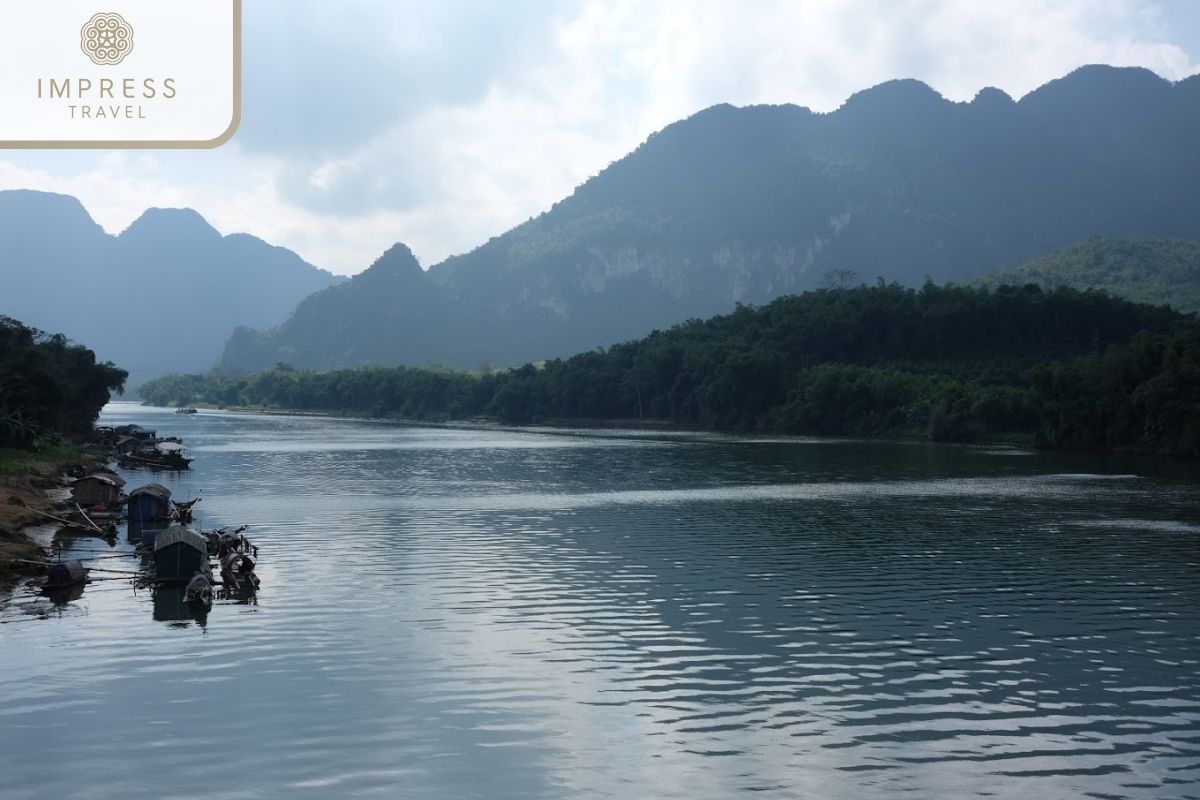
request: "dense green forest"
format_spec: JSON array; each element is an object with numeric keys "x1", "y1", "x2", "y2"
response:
[
  {"x1": 1029, "y1": 325, "x2": 1200, "y2": 456},
  {"x1": 0, "y1": 315, "x2": 127, "y2": 448},
  {"x1": 975, "y1": 237, "x2": 1200, "y2": 313},
  {"x1": 142, "y1": 284, "x2": 1200, "y2": 457}
]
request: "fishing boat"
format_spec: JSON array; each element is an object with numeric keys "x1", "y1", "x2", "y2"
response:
[
  {"x1": 118, "y1": 442, "x2": 192, "y2": 470},
  {"x1": 152, "y1": 526, "x2": 211, "y2": 585},
  {"x1": 219, "y1": 551, "x2": 259, "y2": 592},
  {"x1": 69, "y1": 471, "x2": 126, "y2": 508},
  {"x1": 128, "y1": 484, "x2": 173, "y2": 523},
  {"x1": 184, "y1": 573, "x2": 214, "y2": 606},
  {"x1": 43, "y1": 560, "x2": 89, "y2": 590},
  {"x1": 174, "y1": 497, "x2": 201, "y2": 524}
]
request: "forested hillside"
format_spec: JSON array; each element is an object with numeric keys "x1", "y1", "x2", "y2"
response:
[
  {"x1": 974, "y1": 237, "x2": 1200, "y2": 313},
  {"x1": 145, "y1": 284, "x2": 1199, "y2": 457}
]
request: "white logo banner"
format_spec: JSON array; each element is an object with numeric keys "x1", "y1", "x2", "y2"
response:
[{"x1": 0, "y1": 0, "x2": 240, "y2": 147}]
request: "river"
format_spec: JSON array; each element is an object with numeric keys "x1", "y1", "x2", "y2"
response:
[{"x1": 1, "y1": 402, "x2": 1198, "y2": 798}]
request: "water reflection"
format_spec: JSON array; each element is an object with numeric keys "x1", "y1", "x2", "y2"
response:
[
  {"x1": 151, "y1": 585, "x2": 208, "y2": 627},
  {"x1": 41, "y1": 582, "x2": 86, "y2": 607}
]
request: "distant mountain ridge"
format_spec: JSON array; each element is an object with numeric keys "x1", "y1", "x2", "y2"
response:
[
  {"x1": 973, "y1": 237, "x2": 1200, "y2": 314},
  {"x1": 218, "y1": 65, "x2": 1200, "y2": 374},
  {"x1": 224, "y1": 243, "x2": 475, "y2": 371},
  {"x1": 0, "y1": 190, "x2": 342, "y2": 381}
]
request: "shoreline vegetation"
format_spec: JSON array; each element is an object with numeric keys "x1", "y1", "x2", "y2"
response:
[
  {"x1": 0, "y1": 315, "x2": 126, "y2": 579},
  {"x1": 142, "y1": 283, "x2": 1200, "y2": 459},
  {"x1": 0, "y1": 446, "x2": 113, "y2": 583},
  {"x1": 0, "y1": 446, "x2": 77, "y2": 580}
]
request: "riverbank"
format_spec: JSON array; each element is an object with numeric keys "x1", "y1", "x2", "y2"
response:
[{"x1": 0, "y1": 445, "x2": 87, "y2": 581}]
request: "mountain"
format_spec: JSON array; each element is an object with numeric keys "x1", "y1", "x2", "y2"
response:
[
  {"x1": 972, "y1": 236, "x2": 1200, "y2": 314},
  {"x1": 0, "y1": 190, "x2": 341, "y2": 382},
  {"x1": 223, "y1": 243, "x2": 473, "y2": 370},
  {"x1": 217, "y1": 64, "x2": 1200, "y2": 373}
]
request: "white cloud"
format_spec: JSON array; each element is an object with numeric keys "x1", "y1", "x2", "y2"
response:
[{"x1": 0, "y1": 0, "x2": 1196, "y2": 275}]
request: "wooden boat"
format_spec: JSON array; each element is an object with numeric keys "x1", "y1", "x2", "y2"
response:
[
  {"x1": 128, "y1": 484, "x2": 173, "y2": 523},
  {"x1": 43, "y1": 560, "x2": 89, "y2": 589},
  {"x1": 70, "y1": 472, "x2": 126, "y2": 507},
  {"x1": 152, "y1": 526, "x2": 210, "y2": 585},
  {"x1": 174, "y1": 497, "x2": 201, "y2": 524},
  {"x1": 118, "y1": 450, "x2": 193, "y2": 470},
  {"x1": 219, "y1": 551, "x2": 259, "y2": 592},
  {"x1": 183, "y1": 573, "x2": 214, "y2": 606}
]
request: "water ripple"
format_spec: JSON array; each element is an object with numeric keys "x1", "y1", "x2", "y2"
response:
[{"x1": 0, "y1": 402, "x2": 1197, "y2": 799}]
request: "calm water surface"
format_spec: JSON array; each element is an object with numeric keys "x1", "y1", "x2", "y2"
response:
[{"x1": 1, "y1": 402, "x2": 1198, "y2": 799}]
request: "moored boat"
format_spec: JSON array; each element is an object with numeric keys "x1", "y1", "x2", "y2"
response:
[
  {"x1": 69, "y1": 471, "x2": 126, "y2": 508},
  {"x1": 128, "y1": 483, "x2": 173, "y2": 523},
  {"x1": 152, "y1": 525, "x2": 211, "y2": 585},
  {"x1": 174, "y1": 497, "x2": 201, "y2": 523},
  {"x1": 43, "y1": 560, "x2": 89, "y2": 590},
  {"x1": 118, "y1": 443, "x2": 193, "y2": 470}
]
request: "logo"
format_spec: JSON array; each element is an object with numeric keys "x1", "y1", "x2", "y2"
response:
[
  {"x1": 81, "y1": 12, "x2": 134, "y2": 66},
  {"x1": 1, "y1": 1, "x2": 241, "y2": 148}
]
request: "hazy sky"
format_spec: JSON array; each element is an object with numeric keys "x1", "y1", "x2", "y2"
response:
[{"x1": 2, "y1": 0, "x2": 1197, "y2": 275}]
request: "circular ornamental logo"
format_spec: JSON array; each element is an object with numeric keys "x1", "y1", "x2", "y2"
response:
[{"x1": 81, "y1": 12, "x2": 134, "y2": 66}]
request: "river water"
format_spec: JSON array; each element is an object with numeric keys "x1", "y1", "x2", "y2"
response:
[{"x1": 1, "y1": 402, "x2": 1198, "y2": 799}]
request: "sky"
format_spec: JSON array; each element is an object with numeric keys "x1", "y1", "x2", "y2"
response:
[{"x1": 1, "y1": 0, "x2": 1198, "y2": 275}]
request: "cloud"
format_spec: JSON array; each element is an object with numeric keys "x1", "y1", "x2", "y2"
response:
[
  {"x1": 0, "y1": 0, "x2": 1197, "y2": 275},
  {"x1": 237, "y1": 0, "x2": 581, "y2": 154}
]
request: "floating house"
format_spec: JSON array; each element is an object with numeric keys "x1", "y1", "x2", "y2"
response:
[
  {"x1": 114, "y1": 435, "x2": 142, "y2": 455},
  {"x1": 92, "y1": 467, "x2": 125, "y2": 483},
  {"x1": 153, "y1": 526, "x2": 210, "y2": 584},
  {"x1": 154, "y1": 442, "x2": 192, "y2": 468},
  {"x1": 128, "y1": 483, "x2": 173, "y2": 523},
  {"x1": 70, "y1": 472, "x2": 126, "y2": 507}
]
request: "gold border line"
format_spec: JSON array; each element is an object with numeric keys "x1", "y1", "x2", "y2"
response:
[{"x1": 0, "y1": 0, "x2": 242, "y2": 149}]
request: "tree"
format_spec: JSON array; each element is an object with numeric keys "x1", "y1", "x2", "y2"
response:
[{"x1": 822, "y1": 269, "x2": 860, "y2": 289}]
